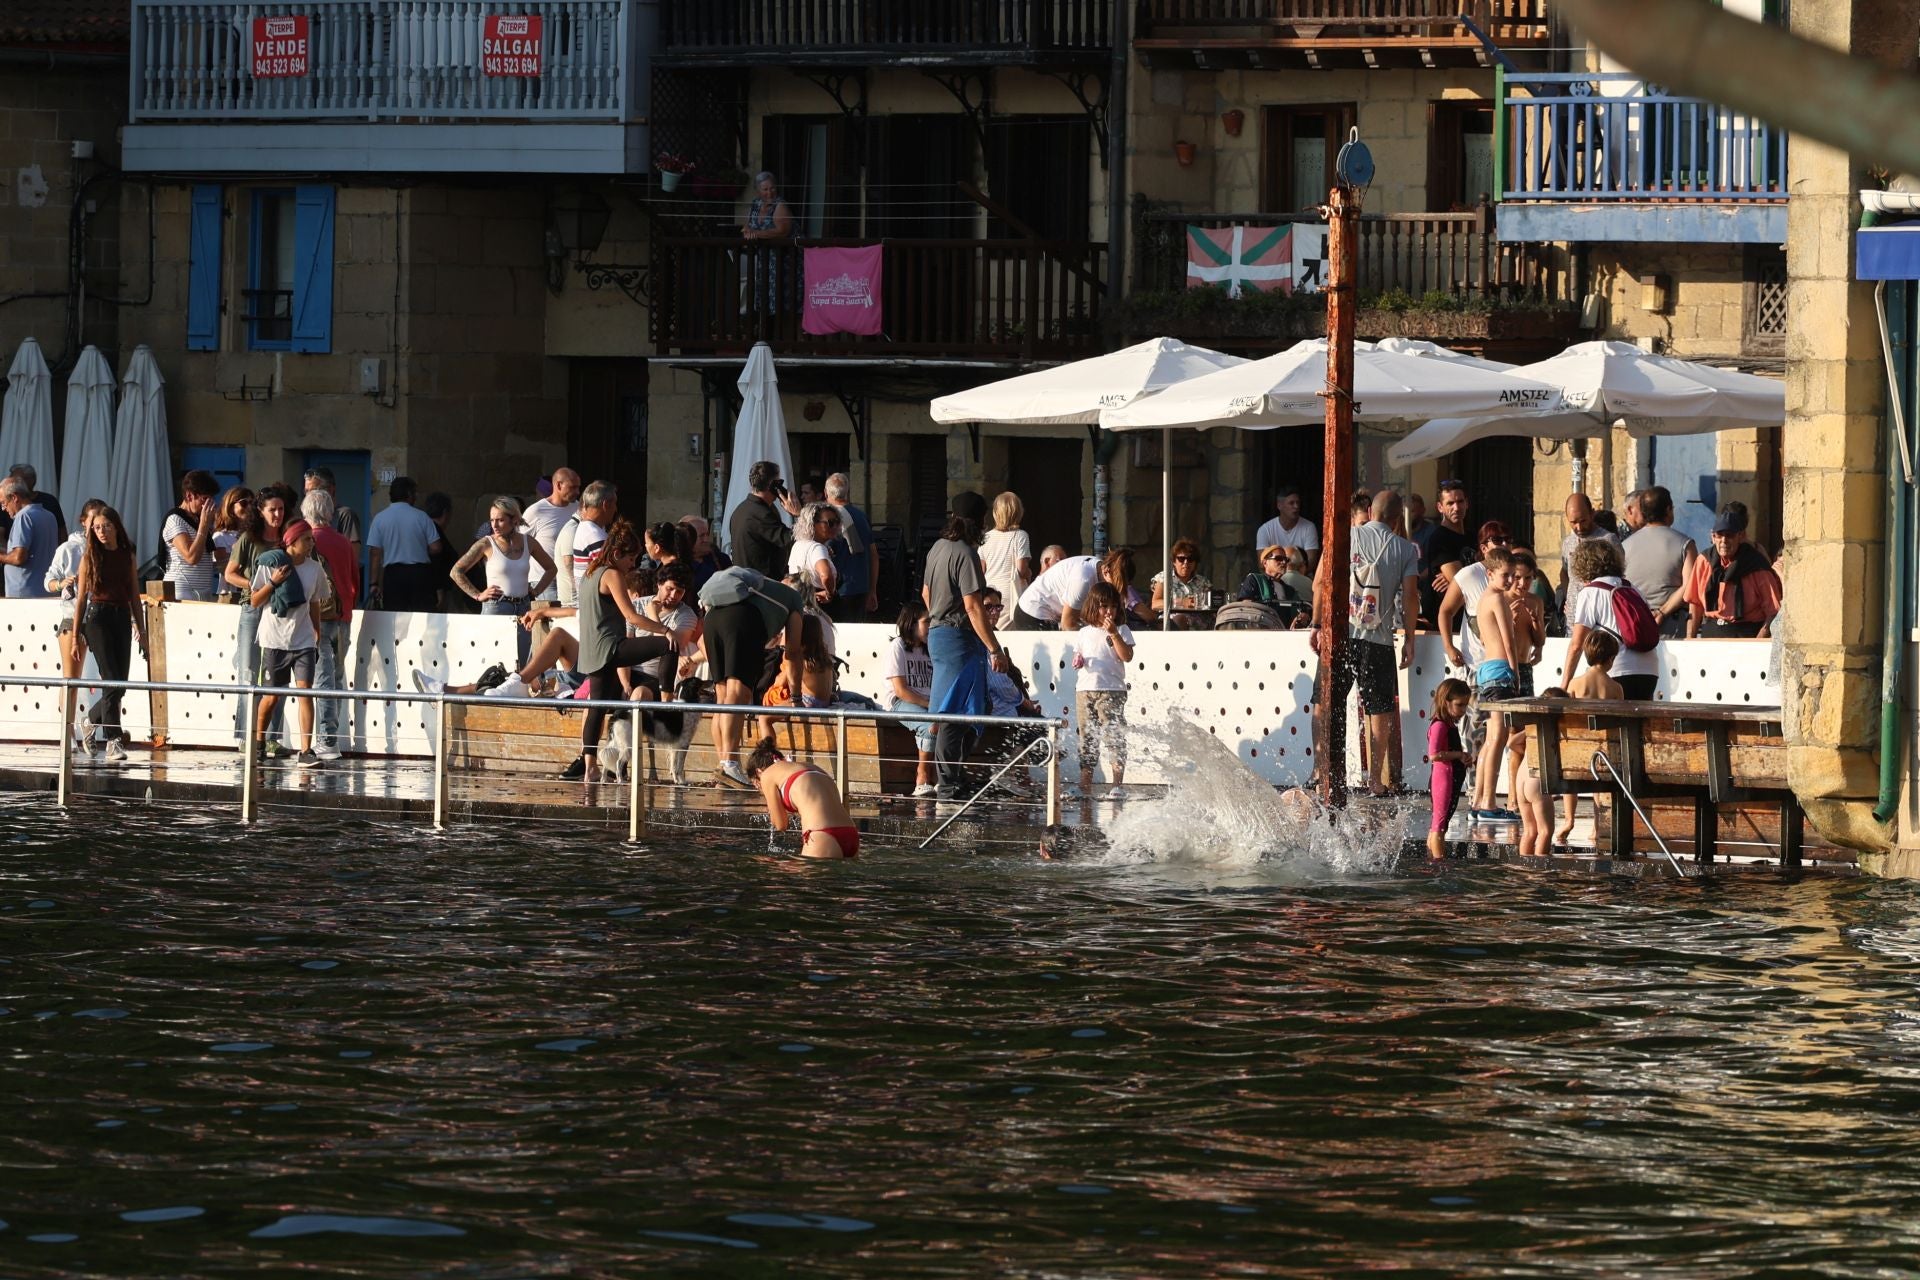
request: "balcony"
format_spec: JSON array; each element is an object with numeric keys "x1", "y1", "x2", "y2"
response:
[
  {"x1": 1133, "y1": 0, "x2": 1550, "y2": 70},
  {"x1": 656, "y1": 0, "x2": 1111, "y2": 66},
  {"x1": 1120, "y1": 206, "x2": 1576, "y2": 348},
  {"x1": 1497, "y1": 73, "x2": 1789, "y2": 243},
  {"x1": 123, "y1": 0, "x2": 652, "y2": 174},
  {"x1": 652, "y1": 238, "x2": 1108, "y2": 360}
]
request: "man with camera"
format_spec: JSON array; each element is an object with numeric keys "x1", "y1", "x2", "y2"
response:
[{"x1": 729, "y1": 460, "x2": 803, "y2": 580}]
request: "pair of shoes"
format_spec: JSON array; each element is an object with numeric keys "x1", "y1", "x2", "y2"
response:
[
  {"x1": 716, "y1": 760, "x2": 753, "y2": 790},
  {"x1": 472, "y1": 663, "x2": 509, "y2": 693},
  {"x1": 485, "y1": 673, "x2": 532, "y2": 700},
  {"x1": 314, "y1": 742, "x2": 342, "y2": 761},
  {"x1": 557, "y1": 756, "x2": 586, "y2": 781},
  {"x1": 411, "y1": 669, "x2": 446, "y2": 696},
  {"x1": 911, "y1": 782, "x2": 938, "y2": 798},
  {"x1": 295, "y1": 750, "x2": 321, "y2": 769},
  {"x1": 102, "y1": 740, "x2": 128, "y2": 766}
]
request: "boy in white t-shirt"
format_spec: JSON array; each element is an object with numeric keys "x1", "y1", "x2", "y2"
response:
[
  {"x1": 248, "y1": 521, "x2": 333, "y2": 769},
  {"x1": 1073, "y1": 580, "x2": 1135, "y2": 799}
]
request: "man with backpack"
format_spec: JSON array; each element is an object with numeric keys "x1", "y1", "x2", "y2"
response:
[
  {"x1": 1330, "y1": 490, "x2": 1421, "y2": 797},
  {"x1": 1560, "y1": 539, "x2": 1661, "y2": 699}
]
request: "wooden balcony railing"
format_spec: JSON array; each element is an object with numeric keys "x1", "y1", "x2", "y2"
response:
[
  {"x1": 659, "y1": 0, "x2": 1111, "y2": 60},
  {"x1": 652, "y1": 238, "x2": 1108, "y2": 359},
  {"x1": 1501, "y1": 74, "x2": 1789, "y2": 202},
  {"x1": 1136, "y1": 0, "x2": 1551, "y2": 60},
  {"x1": 1137, "y1": 205, "x2": 1564, "y2": 301}
]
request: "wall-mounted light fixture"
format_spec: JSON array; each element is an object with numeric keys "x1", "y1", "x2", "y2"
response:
[
  {"x1": 545, "y1": 190, "x2": 649, "y2": 306},
  {"x1": 1637, "y1": 271, "x2": 1672, "y2": 314}
]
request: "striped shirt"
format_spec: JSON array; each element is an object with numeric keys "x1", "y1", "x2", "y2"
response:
[{"x1": 162, "y1": 512, "x2": 219, "y2": 602}]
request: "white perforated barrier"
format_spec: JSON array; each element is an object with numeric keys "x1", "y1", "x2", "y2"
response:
[{"x1": 0, "y1": 605, "x2": 1780, "y2": 782}]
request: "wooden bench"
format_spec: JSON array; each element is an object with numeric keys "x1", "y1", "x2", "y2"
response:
[
  {"x1": 446, "y1": 701, "x2": 921, "y2": 793},
  {"x1": 1497, "y1": 698, "x2": 1810, "y2": 868}
]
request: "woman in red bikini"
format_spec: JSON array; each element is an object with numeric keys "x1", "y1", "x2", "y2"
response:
[{"x1": 745, "y1": 737, "x2": 859, "y2": 859}]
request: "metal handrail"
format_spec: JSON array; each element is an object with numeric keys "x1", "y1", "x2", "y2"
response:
[
  {"x1": 917, "y1": 735, "x2": 1056, "y2": 849},
  {"x1": 1590, "y1": 749, "x2": 1688, "y2": 878},
  {"x1": 8, "y1": 672, "x2": 1066, "y2": 835}
]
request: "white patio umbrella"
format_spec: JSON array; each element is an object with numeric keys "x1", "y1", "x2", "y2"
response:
[
  {"x1": 718, "y1": 342, "x2": 794, "y2": 557},
  {"x1": 0, "y1": 337, "x2": 57, "y2": 496},
  {"x1": 58, "y1": 346, "x2": 115, "y2": 517},
  {"x1": 1373, "y1": 336, "x2": 1518, "y2": 374},
  {"x1": 1387, "y1": 340, "x2": 1787, "y2": 468},
  {"x1": 107, "y1": 345, "x2": 173, "y2": 566},
  {"x1": 929, "y1": 336, "x2": 1247, "y2": 425}
]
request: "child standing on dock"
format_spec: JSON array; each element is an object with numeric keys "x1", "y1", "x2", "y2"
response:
[
  {"x1": 1074, "y1": 581, "x2": 1135, "y2": 799},
  {"x1": 1426, "y1": 678, "x2": 1472, "y2": 859},
  {"x1": 1516, "y1": 687, "x2": 1570, "y2": 857},
  {"x1": 1470, "y1": 547, "x2": 1521, "y2": 821},
  {"x1": 1554, "y1": 632, "x2": 1625, "y2": 848}
]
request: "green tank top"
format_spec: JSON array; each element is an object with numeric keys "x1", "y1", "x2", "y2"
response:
[{"x1": 576, "y1": 566, "x2": 625, "y2": 674}]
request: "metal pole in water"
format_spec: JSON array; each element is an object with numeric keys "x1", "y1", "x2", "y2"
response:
[
  {"x1": 55, "y1": 682, "x2": 73, "y2": 809},
  {"x1": 835, "y1": 708, "x2": 851, "y2": 803},
  {"x1": 1314, "y1": 179, "x2": 1360, "y2": 808},
  {"x1": 627, "y1": 729, "x2": 646, "y2": 842},
  {"x1": 1045, "y1": 722, "x2": 1061, "y2": 826},
  {"x1": 240, "y1": 685, "x2": 258, "y2": 825},
  {"x1": 432, "y1": 697, "x2": 451, "y2": 830}
]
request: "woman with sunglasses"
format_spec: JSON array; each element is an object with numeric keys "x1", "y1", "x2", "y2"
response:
[
  {"x1": 1150, "y1": 538, "x2": 1214, "y2": 628},
  {"x1": 1236, "y1": 544, "x2": 1309, "y2": 626}
]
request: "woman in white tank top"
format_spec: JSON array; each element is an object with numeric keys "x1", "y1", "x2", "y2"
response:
[{"x1": 452, "y1": 496, "x2": 558, "y2": 664}]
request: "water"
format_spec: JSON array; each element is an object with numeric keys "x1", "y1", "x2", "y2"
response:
[{"x1": 8, "y1": 792, "x2": 1920, "y2": 1277}]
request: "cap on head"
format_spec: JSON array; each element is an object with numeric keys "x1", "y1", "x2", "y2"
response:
[{"x1": 1711, "y1": 503, "x2": 1749, "y2": 535}]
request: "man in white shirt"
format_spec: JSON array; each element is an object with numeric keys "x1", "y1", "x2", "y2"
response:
[
  {"x1": 569, "y1": 480, "x2": 618, "y2": 598},
  {"x1": 365, "y1": 477, "x2": 446, "y2": 612},
  {"x1": 1253, "y1": 487, "x2": 1320, "y2": 572},
  {"x1": 1332, "y1": 490, "x2": 1421, "y2": 797},
  {"x1": 522, "y1": 467, "x2": 580, "y2": 603}
]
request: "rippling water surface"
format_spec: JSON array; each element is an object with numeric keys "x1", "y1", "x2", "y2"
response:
[{"x1": 7, "y1": 792, "x2": 1920, "y2": 1277}]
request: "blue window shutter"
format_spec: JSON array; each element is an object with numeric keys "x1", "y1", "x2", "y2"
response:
[
  {"x1": 290, "y1": 185, "x2": 335, "y2": 354},
  {"x1": 186, "y1": 184, "x2": 223, "y2": 351}
]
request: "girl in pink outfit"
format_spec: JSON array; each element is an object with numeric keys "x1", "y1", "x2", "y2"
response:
[{"x1": 1426, "y1": 679, "x2": 1472, "y2": 859}]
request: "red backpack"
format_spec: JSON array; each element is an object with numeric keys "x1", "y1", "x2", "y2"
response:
[{"x1": 1591, "y1": 580, "x2": 1660, "y2": 652}]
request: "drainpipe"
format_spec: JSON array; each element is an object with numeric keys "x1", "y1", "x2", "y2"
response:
[
  {"x1": 1875, "y1": 281, "x2": 1914, "y2": 824},
  {"x1": 1092, "y1": 0, "x2": 1129, "y2": 556}
]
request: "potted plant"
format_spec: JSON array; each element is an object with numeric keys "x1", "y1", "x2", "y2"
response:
[
  {"x1": 1174, "y1": 140, "x2": 1197, "y2": 168},
  {"x1": 654, "y1": 152, "x2": 695, "y2": 193}
]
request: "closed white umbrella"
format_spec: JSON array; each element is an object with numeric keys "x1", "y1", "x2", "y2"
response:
[
  {"x1": 107, "y1": 345, "x2": 173, "y2": 566},
  {"x1": 1100, "y1": 338, "x2": 1567, "y2": 432},
  {"x1": 718, "y1": 342, "x2": 793, "y2": 556},
  {"x1": 1387, "y1": 340, "x2": 1787, "y2": 468},
  {"x1": 929, "y1": 336, "x2": 1247, "y2": 425},
  {"x1": 0, "y1": 337, "x2": 57, "y2": 496},
  {"x1": 58, "y1": 346, "x2": 116, "y2": 517}
]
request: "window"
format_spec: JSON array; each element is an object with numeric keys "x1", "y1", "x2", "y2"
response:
[
  {"x1": 986, "y1": 117, "x2": 1091, "y2": 241},
  {"x1": 1261, "y1": 104, "x2": 1356, "y2": 212},
  {"x1": 762, "y1": 115, "x2": 860, "y2": 238},
  {"x1": 1743, "y1": 247, "x2": 1787, "y2": 356},
  {"x1": 1428, "y1": 102, "x2": 1497, "y2": 211},
  {"x1": 242, "y1": 184, "x2": 335, "y2": 353}
]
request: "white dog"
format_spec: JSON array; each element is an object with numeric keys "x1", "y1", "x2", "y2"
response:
[{"x1": 600, "y1": 705, "x2": 703, "y2": 786}]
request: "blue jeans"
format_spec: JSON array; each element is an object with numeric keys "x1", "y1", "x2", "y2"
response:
[
  {"x1": 927, "y1": 624, "x2": 988, "y2": 797},
  {"x1": 233, "y1": 602, "x2": 285, "y2": 743},
  {"x1": 314, "y1": 617, "x2": 348, "y2": 746},
  {"x1": 482, "y1": 595, "x2": 531, "y2": 666}
]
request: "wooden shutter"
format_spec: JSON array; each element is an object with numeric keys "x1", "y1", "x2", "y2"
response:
[
  {"x1": 290, "y1": 185, "x2": 335, "y2": 354},
  {"x1": 186, "y1": 184, "x2": 223, "y2": 352}
]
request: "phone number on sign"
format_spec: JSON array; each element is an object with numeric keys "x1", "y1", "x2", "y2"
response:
[
  {"x1": 257, "y1": 55, "x2": 308, "y2": 75},
  {"x1": 484, "y1": 54, "x2": 539, "y2": 75}
]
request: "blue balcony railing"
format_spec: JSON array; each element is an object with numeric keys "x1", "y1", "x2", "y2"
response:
[{"x1": 1500, "y1": 73, "x2": 1787, "y2": 203}]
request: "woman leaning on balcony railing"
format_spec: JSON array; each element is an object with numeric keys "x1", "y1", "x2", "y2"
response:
[{"x1": 741, "y1": 172, "x2": 795, "y2": 321}]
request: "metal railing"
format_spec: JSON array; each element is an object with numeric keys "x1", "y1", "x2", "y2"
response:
[
  {"x1": 1590, "y1": 749, "x2": 1686, "y2": 877},
  {"x1": 1136, "y1": 205, "x2": 1565, "y2": 301},
  {"x1": 1136, "y1": 0, "x2": 1550, "y2": 43},
  {"x1": 659, "y1": 0, "x2": 1112, "y2": 57},
  {"x1": 130, "y1": 0, "x2": 635, "y2": 121},
  {"x1": 7, "y1": 674, "x2": 1065, "y2": 840},
  {"x1": 653, "y1": 237, "x2": 1108, "y2": 359},
  {"x1": 1500, "y1": 73, "x2": 1789, "y2": 203}
]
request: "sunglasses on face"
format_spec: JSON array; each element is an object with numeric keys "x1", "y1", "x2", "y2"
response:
[
  {"x1": 1263, "y1": 553, "x2": 1284, "y2": 561},
  {"x1": 1173, "y1": 555, "x2": 1194, "y2": 563},
  {"x1": 1483, "y1": 536, "x2": 1509, "y2": 546}
]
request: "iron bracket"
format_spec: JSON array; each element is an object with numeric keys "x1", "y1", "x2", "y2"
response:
[
  {"x1": 574, "y1": 259, "x2": 651, "y2": 308},
  {"x1": 924, "y1": 69, "x2": 992, "y2": 159},
  {"x1": 833, "y1": 389, "x2": 871, "y2": 459},
  {"x1": 1040, "y1": 68, "x2": 1110, "y2": 168}
]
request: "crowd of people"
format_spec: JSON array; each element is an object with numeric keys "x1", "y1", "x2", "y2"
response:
[{"x1": 6, "y1": 449, "x2": 1786, "y2": 849}]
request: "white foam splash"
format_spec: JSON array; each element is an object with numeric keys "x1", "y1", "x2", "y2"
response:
[{"x1": 1087, "y1": 714, "x2": 1407, "y2": 880}]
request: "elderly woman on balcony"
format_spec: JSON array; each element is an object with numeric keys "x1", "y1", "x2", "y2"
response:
[{"x1": 742, "y1": 171, "x2": 794, "y2": 319}]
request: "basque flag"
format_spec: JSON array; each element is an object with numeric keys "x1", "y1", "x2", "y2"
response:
[{"x1": 1185, "y1": 224, "x2": 1293, "y2": 299}]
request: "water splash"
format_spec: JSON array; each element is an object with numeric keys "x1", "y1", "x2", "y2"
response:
[{"x1": 1089, "y1": 714, "x2": 1407, "y2": 879}]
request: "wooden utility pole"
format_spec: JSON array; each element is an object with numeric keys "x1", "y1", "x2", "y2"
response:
[{"x1": 1313, "y1": 182, "x2": 1361, "y2": 808}]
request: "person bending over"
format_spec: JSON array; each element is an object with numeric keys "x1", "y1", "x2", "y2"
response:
[{"x1": 746, "y1": 736, "x2": 859, "y2": 859}]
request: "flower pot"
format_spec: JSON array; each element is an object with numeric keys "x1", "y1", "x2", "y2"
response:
[
  {"x1": 1221, "y1": 109, "x2": 1244, "y2": 137},
  {"x1": 1174, "y1": 141, "x2": 1197, "y2": 168},
  {"x1": 659, "y1": 170, "x2": 683, "y2": 192}
]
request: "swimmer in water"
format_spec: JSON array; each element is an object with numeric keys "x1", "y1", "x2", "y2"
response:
[{"x1": 745, "y1": 736, "x2": 860, "y2": 859}]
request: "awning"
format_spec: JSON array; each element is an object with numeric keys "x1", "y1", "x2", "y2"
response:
[{"x1": 1858, "y1": 224, "x2": 1920, "y2": 281}]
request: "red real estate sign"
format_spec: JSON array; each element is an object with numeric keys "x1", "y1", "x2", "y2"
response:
[
  {"x1": 251, "y1": 15, "x2": 309, "y2": 78},
  {"x1": 483, "y1": 15, "x2": 543, "y2": 77}
]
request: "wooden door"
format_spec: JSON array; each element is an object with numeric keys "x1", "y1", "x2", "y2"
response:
[
  {"x1": 567, "y1": 359, "x2": 651, "y2": 518},
  {"x1": 1005, "y1": 436, "x2": 1084, "y2": 558}
]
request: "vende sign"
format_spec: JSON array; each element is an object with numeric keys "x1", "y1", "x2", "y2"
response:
[
  {"x1": 251, "y1": 15, "x2": 309, "y2": 78},
  {"x1": 483, "y1": 15, "x2": 542, "y2": 77}
]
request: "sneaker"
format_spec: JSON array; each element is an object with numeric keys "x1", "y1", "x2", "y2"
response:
[
  {"x1": 1108, "y1": 785, "x2": 1130, "y2": 801},
  {"x1": 911, "y1": 782, "x2": 938, "y2": 798},
  {"x1": 716, "y1": 760, "x2": 752, "y2": 790},
  {"x1": 102, "y1": 740, "x2": 128, "y2": 766},
  {"x1": 557, "y1": 756, "x2": 586, "y2": 781},
  {"x1": 411, "y1": 670, "x2": 446, "y2": 696},
  {"x1": 262, "y1": 740, "x2": 290, "y2": 761},
  {"x1": 314, "y1": 742, "x2": 342, "y2": 761},
  {"x1": 295, "y1": 750, "x2": 321, "y2": 769},
  {"x1": 485, "y1": 673, "x2": 532, "y2": 700}
]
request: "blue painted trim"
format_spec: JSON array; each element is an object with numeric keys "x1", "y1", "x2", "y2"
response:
[
  {"x1": 123, "y1": 122, "x2": 650, "y2": 175},
  {"x1": 291, "y1": 185, "x2": 335, "y2": 354},
  {"x1": 1495, "y1": 203, "x2": 1786, "y2": 244},
  {"x1": 186, "y1": 185, "x2": 222, "y2": 351}
]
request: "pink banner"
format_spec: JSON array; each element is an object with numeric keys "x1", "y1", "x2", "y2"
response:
[{"x1": 802, "y1": 246, "x2": 884, "y2": 336}]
